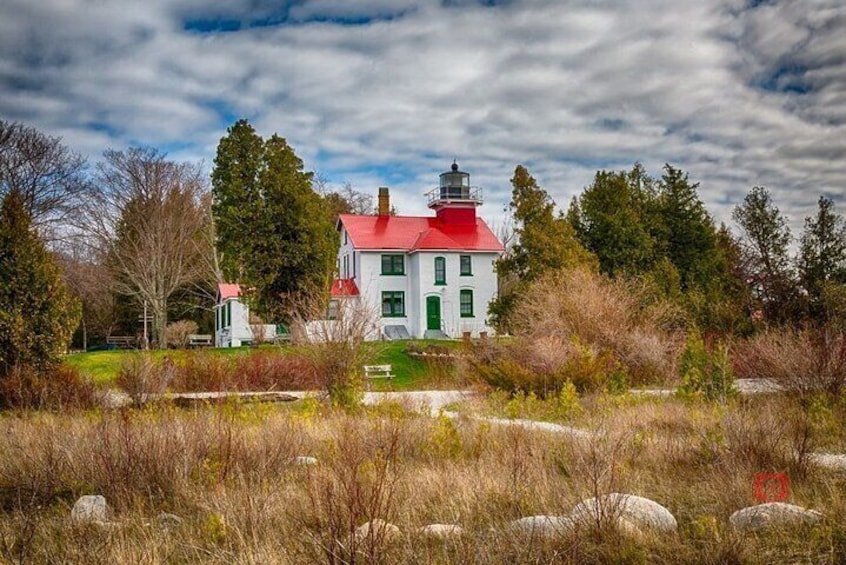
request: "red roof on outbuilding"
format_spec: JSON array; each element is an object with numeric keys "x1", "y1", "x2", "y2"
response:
[
  {"x1": 217, "y1": 283, "x2": 241, "y2": 300},
  {"x1": 331, "y1": 278, "x2": 360, "y2": 297},
  {"x1": 338, "y1": 214, "x2": 504, "y2": 252}
]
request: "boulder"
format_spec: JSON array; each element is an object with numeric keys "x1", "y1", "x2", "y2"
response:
[
  {"x1": 569, "y1": 493, "x2": 677, "y2": 533},
  {"x1": 292, "y1": 456, "x2": 318, "y2": 466},
  {"x1": 729, "y1": 502, "x2": 824, "y2": 532},
  {"x1": 418, "y1": 523, "x2": 464, "y2": 539},
  {"x1": 354, "y1": 519, "x2": 401, "y2": 542},
  {"x1": 71, "y1": 495, "x2": 110, "y2": 525},
  {"x1": 507, "y1": 515, "x2": 573, "y2": 538},
  {"x1": 807, "y1": 453, "x2": 846, "y2": 472}
]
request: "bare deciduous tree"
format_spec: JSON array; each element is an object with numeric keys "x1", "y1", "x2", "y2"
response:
[
  {"x1": 0, "y1": 120, "x2": 90, "y2": 238},
  {"x1": 81, "y1": 147, "x2": 213, "y2": 348}
]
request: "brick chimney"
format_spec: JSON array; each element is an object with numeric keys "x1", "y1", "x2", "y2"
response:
[{"x1": 378, "y1": 187, "x2": 390, "y2": 215}]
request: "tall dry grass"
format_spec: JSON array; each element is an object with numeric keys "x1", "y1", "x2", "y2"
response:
[
  {"x1": 0, "y1": 394, "x2": 842, "y2": 563},
  {"x1": 512, "y1": 268, "x2": 686, "y2": 385}
]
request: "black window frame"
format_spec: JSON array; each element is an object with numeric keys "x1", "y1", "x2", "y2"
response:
[
  {"x1": 381, "y1": 291, "x2": 405, "y2": 317},
  {"x1": 381, "y1": 254, "x2": 405, "y2": 275},
  {"x1": 459, "y1": 289, "x2": 474, "y2": 317},
  {"x1": 460, "y1": 255, "x2": 472, "y2": 276}
]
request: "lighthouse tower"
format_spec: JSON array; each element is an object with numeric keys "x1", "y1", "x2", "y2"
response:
[{"x1": 426, "y1": 161, "x2": 483, "y2": 225}]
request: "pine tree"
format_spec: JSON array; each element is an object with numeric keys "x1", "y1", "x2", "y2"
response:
[
  {"x1": 0, "y1": 188, "x2": 79, "y2": 377},
  {"x1": 732, "y1": 186, "x2": 798, "y2": 324},
  {"x1": 798, "y1": 196, "x2": 846, "y2": 318},
  {"x1": 212, "y1": 121, "x2": 336, "y2": 322},
  {"x1": 570, "y1": 164, "x2": 657, "y2": 277}
]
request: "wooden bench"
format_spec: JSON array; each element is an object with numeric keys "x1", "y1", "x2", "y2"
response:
[
  {"x1": 187, "y1": 334, "x2": 213, "y2": 348},
  {"x1": 363, "y1": 364, "x2": 395, "y2": 389},
  {"x1": 106, "y1": 336, "x2": 136, "y2": 349}
]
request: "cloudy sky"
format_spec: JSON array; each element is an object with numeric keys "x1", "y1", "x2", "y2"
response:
[{"x1": 1, "y1": 0, "x2": 844, "y2": 234}]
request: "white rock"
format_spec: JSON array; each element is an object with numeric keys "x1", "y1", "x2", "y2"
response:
[
  {"x1": 292, "y1": 456, "x2": 318, "y2": 466},
  {"x1": 729, "y1": 502, "x2": 824, "y2": 532},
  {"x1": 570, "y1": 493, "x2": 677, "y2": 533},
  {"x1": 507, "y1": 515, "x2": 573, "y2": 538},
  {"x1": 418, "y1": 523, "x2": 464, "y2": 538},
  {"x1": 71, "y1": 495, "x2": 110, "y2": 525},
  {"x1": 807, "y1": 453, "x2": 846, "y2": 472},
  {"x1": 354, "y1": 519, "x2": 401, "y2": 542}
]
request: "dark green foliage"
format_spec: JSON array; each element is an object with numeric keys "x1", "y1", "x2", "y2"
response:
[
  {"x1": 569, "y1": 164, "x2": 657, "y2": 278},
  {"x1": 570, "y1": 163, "x2": 746, "y2": 334},
  {"x1": 212, "y1": 120, "x2": 337, "y2": 322},
  {"x1": 798, "y1": 196, "x2": 846, "y2": 321},
  {"x1": 732, "y1": 186, "x2": 799, "y2": 324},
  {"x1": 490, "y1": 165, "x2": 595, "y2": 330},
  {"x1": 677, "y1": 328, "x2": 737, "y2": 402},
  {"x1": 654, "y1": 165, "x2": 724, "y2": 291},
  {"x1": 0, "y1": 188, "x2": 79, "y2": 380}
]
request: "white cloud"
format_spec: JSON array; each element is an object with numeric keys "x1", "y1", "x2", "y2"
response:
[{"x1": 1, "y1": 0, "x2": 844, "y2": 235}]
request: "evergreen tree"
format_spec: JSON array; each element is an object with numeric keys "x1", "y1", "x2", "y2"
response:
[
  {"x1": 212, "y1": 121, "x2": 336, "y2": 322},
  {"x1": 655, "y1": 164, "x2": 722, "y2": 291},
  {"x1": 489, "y1": 165, "x2": 595, "y2": 330},
  {"x1": 0, "y1": 188, "x2": 79, "y2": 377},
  {"x1": 732, "y1": 186, "x2": 798, "y2": 324},
  {"x1": 211, "y1": 119, "x2": 264, "y2": 280},
  {"x1": 569, "y1": 164, "x2": 657, "y2": 277},
  {"x1": 798, "y1": 196, "x2": 846, "y2": 318}
]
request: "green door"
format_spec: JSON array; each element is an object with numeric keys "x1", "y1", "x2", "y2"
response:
[{"x1": 426, "y1": 296, "x2": 441, "y2": 331}]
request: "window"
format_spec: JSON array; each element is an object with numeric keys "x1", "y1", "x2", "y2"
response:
[
  {"x1": 434, "y1": 256, "x2": 446, "y2": 285},
  {"x1": 344, "y1": 229, "x2": 348, "y2": 245},
  {"x1": 225, "y1": 301, "x2": 231, "y2": 327},
  {"x1": 382, "y1": 291, "x2": 405, "y2": 317},
  {"x1": 460, "y1": 289, "x2": 474, "y2": 317},
  {"x1": 381, "y1": 254, "x2": 405, "y2": 275},
  {"x1": 327, "y1": 299, "x2": 339, "y2": 320},
  {"x1": 460, "y1": 255, "x2": 472, "y2": 276}
]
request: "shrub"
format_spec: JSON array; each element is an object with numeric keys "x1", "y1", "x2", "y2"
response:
[
  {"x1": 163, "y1": 320, "x2": 198, "y2": 349},
  {"x1": 677, "y1": 329, "x2": 737, "y2": 402},
  {"x1": 116, "y1": 354, "x2": 174, "y2": 403},
  {"x1": 467, "y1": 336, "x2": 626, "y2": 397},
  {"x1": 733, "y1": 328, "x2": 846, "y2": 400},
  {"x1": 0, "y1": 364, "x2": 95, "y2": 411},
  {"x1": 511, "y1": 268, "x2": 684, "y2": 384},
  {"x1": 231, "y1": 350, "x2": 318, "y2": 391},
  {"x1": 170, "y1": 352, "x2": 232, "y2": 392}
]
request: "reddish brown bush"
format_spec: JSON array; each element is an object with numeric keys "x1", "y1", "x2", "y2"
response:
[
  {"x1": 733, "y1": 328, "x2": 846, "y2": 399},
  {"x1": 231, "y1": 350, "x2": 318, "y2": 391},
  {"x1": 168, "y1": 351, "x2": 318, "y2": 392},
  {"x1": 0, "y1": 364, "x2": 95, "y2": 411},
  {"x1": 512, "y1": 268, "x2": 684, "y2": 385}
]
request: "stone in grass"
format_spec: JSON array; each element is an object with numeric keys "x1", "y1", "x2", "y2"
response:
[
  {"x1": 507, "y1": 515, "x2": 573, "y2": 538},
  {"x1": 729, "y1": 502, "x2": 824, "y2": 532},
  {"x1": 292, "y1": 456, "x2": 318, "y2": 466},
  {"x1": 417, "y1": 523, "x2": 464, "y2": 539},
  {"x1": 158, "y1": 512, "x2": 184, "y2": 527},
  {"x1": 355, "y1": 519, "x2": 402, "y2": 543},
  {"x1": 569, "y1": 493, "x2": 678, "y2": 533},
  {"x1": 71, "y1": 495, "x2": 110, "y2": 525}
]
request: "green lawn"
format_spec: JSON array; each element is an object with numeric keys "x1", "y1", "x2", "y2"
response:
[{"x1": 64, "y1": 340, "x2": 465, "y2": 390}]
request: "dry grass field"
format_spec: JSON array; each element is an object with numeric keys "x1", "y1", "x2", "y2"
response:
[{"x1": 0, "y1": 391, "x2": 843, "y2": 564}]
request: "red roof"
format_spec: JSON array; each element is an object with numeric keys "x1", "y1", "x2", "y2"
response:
[
  {"x1": 331, "y1": 278, "x2": 360, "y2": 297},
  {"x1": 338, "y1": 214, "x2": 504, "y2": 252},
  {"x1": 217, "y1": 283, "x2": 241, "y2": 300}
]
